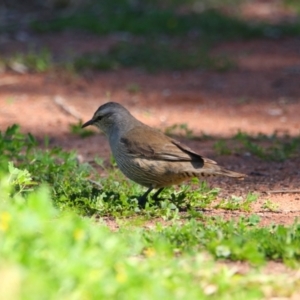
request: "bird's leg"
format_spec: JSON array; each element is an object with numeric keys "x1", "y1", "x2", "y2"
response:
[
  {"x1": 138, "y1": 187, "x2": 153, "y2": 208},
  {"x1": 152, "y1": 188, "x2": 164, "y2": 202}
]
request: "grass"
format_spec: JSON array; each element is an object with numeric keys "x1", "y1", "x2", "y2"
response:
[
  {"x1": 31, "y1": 8, "x2": 262, "y2": 38},
  {"x1": 284, "y1": 0, "x2": 300, "y2": 14},
  {"x1": 31, "y1": 4, "x2": 300, "y2": 39},
  {"x1": 1, "y1": 49, "x2": 52, "y2": 73},
  {"x1": 261, "y1": 199, "x2": 280, "y2": 212},
  {"x1": 1, "y1": 188, "x2": 300, "y2": 299},
  {"x1": 0, "y1": 124, "x2": 97, "y2": 215},
  {"x1": 214, "y1": 131, "x2": 300, "y2": 161},
  {"x1": 1, "y1": 124, "x2": 300, "y2": 298},
  {"x1": 213, "y1": 140, "x2": 233, "y2": 155},
  {"x1": 2, "y1": 1, "x2": 300, "y2": 75},
  {"x1": 214, "y1": 193, "x2": 258, "y2": 212},
  {"x1": 165, "y1": 123, "x2": 194, "y2": 138},
  {"x1": 1, "y1": 41, "x2": 234, "y2": 74},
  {"x1": 73, "y1": 40, "x2": 235, "y2": 72},
  {"x1": 26, "y1": 2, "x2": 300, "y2": 73}
]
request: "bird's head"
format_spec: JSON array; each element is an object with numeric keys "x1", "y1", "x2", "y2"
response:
[{"x1": 82, "y1": 102, "x2": 135, "y2": 136}]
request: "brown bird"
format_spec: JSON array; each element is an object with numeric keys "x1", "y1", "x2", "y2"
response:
[{"x1": 82, "y1": 102, "x2": 245, "y2": 207}]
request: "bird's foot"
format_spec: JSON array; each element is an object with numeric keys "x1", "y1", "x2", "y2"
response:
[
  {"x1": 138, "y1": 196, "x2": 147, "y2": 209},
  {"x1": 137, "y1": 188, "x2": 165, "y2": 208},
  {"x1": 151, "y1": 188, "x2": 164, "y2": 202}
]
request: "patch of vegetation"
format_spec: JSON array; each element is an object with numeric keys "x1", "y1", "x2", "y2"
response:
[
  {"x1": 2, "y1": 42, "x2": 234, "y2": 73},
  {"x1": 2, "y1": 49, "x2": 52, "y2": 73},
  {"x1": 0, "y1": 124, "x2": 98, "y2": 214},
  {"x1": 162, "y1": 180, "x2": 220, "y2": 211},
  {"x1": 215, "y1": 193, "x2": 258, "y2": 212},
  {"x1": 261, "y1": 199, "x2": 280, "y2": 212},
  {"x1": 31, "y1": 1, "x2": 300, "y2": 40},
  {"x1": 214, "y1": 140, "x2": 232, "y2": 155},
  {"x1": 31, "y1": 8, "x2": 266, "y2": 39},
  {"x1": 234, "y1": 131, "x2": 300, "y2": 161},
  {"x1": 143, "y1": 216, "x2": 300, "y2": 265},
  {"x1": 284, "y1": 0, "x2": 300, "y2": 14},
  {"x1": 74, "y1": 40, "x2": 234, "y2": 72},
  {"x1": 126, "y1": 82, "x2": 141, "y2": 94},
  {"x1": 165, "y1": 123, "x2": 194, "y2": 138},
  {"x1": 214, "y1": 132, "x2": 300, "y2": 161}
]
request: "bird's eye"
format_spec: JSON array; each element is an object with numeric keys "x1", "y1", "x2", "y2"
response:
[{"x1": 94, "y1": 112, "x2": 112, "y2": 122}]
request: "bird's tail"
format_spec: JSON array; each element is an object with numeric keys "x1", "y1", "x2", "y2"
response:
[{"x1": 201, "y1": 158, "x2": 246, "y2": 179}]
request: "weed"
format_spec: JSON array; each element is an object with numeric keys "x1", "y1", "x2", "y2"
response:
[
  {"x1": 126, "y1": 83, "x2": 141, "y2": 94},
  {"x1": 157, "y1": 180, "x2": 220, "y2": 212},
  {"x1": 261, "y1": 199, "x2": 280, "y2": 212},
  {"x1": 165, "y1": 123, "x2": 194, "y2": 138},
  {"x1": 234, "y1": 131, "x2": 300, "y2": 161},
  {"x1": 0, "y1": 124, "x2": 37, "y2": 165},
  {"x1": 6, "y1": 48, "x2": 52, "y2": 73},
  {"x1": 6, "y1": 162, "x2": 37, "y2": 195},
  {"x1": 0, "y1": 125, "x2": 98, "y2": 214},
  {"x1": 215, "y1": 193, "x2": 258, "y2": 212},
  {"x1": 214, "y1": 132, "x2": 300, "y2": 160},
  {"x1": 214, "y1": 140, "x2": 232, "y2": 155}
]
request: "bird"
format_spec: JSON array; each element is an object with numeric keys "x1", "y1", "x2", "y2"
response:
[{"x1": 82, "y1": 102, "x2": 246, "y2": 208}]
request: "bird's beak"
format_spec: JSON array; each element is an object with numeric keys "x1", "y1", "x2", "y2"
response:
[{"x1": 81, "y1": 119, "x2": 94, "y2": 128}]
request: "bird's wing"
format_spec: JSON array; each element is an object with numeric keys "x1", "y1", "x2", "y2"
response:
[{"x1": 120, "y1": 125, "x2": 207, "y2": 163}]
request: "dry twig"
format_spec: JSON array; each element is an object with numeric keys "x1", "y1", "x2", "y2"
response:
[
  {"x1": 264, "y1": 189, "x2": 300, "y2": 194},
  {"x1": 54, "y1": 96, "x2": 81, "y2": 120}
]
